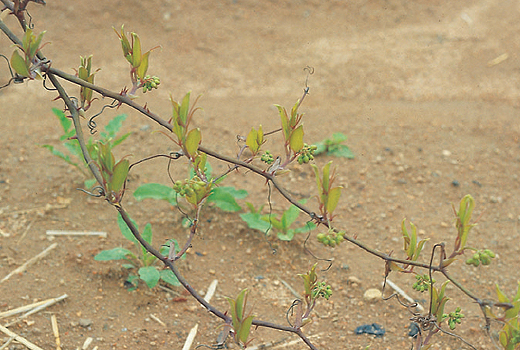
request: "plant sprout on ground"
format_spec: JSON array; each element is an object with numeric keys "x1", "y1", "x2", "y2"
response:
[{"x1": 0, "y1": 3, "x2": 518, "y2": 349}]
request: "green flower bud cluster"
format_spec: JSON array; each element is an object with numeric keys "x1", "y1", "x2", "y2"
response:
[
  {"x1": 412, "y1": 274, "x2": 434, "y2": 292},
  {"x1": 297, "y1": 144, "x2": 318, "y2": 165},
  {"x1": 172, "y1": 176, "x2": 212, "y2": 206},
  {"x1": 465, "y1": 249, "x2": 495, "y2": 267},
  {"x1": 447, "y1": 307, "x2": 464, "y2": 330},
  {"x1": 316, "y1": 230, "x2": 345, "y2": 247},
  {"x1": 142, "y1": 75, "x2": 160, "y2": 93},
  {"x1": 312, "y1": 281, "x2": 333, "y2": 300},
  {"x1": 260, "y1": 150, "x2": 274, "y2": 165}
]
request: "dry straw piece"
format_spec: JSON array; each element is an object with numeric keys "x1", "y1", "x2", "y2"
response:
[{"x1": 0, "y1": 243, "x2": 58, "y2": 284}]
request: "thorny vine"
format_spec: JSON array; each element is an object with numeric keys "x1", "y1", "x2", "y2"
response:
[{"x1": 0, "y1": 2, "x2": 516, "y2": 349}]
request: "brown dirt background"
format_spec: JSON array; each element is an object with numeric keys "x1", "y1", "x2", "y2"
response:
[{"x1": 1, "y1": 1, "x2": 520, "y2": 349}]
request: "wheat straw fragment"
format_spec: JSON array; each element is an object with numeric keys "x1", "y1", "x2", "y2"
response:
[
  {"x1": 51, "y1": 314, "x2": 61, "y2": 350},
  {"x1": 0, "y1": 324, "x2": 44, "y2": 350},
  {"x1": 0, "y1": 243, "x2": 58, "y2": 284},
  {"x1": 46, "y1": 230, "x2": 107, "y2": 238},
  {"x1": 0, "y1": 294, "x2": 67, "y2": 319},
  {"x1": 181, "y1": 323, "x2": 198, "y2": 350}
]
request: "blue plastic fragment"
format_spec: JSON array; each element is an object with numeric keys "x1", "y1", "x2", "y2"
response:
[
  {"x1": 408, "y1": 322, "x2": 420, "y2": 338},
  {"x1": 354, "y1": 323, "x2": 385, "y2": 337}
]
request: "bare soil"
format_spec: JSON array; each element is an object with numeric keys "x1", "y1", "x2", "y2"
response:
[{"x1": 1, "y1": 1, "x2": 520, "y2": 349}]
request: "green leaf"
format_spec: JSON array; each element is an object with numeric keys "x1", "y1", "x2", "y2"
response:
[
  {"x1": 131, "y1": 33, "x2": 142, "y2": 68},
  {"x1": 138, "y1": 266, "x2": 160, "y2": 288},
  {"x1": 52, "y1": 108, "x2": 72, "y2": 135},
  {"x1": 207, "y1": 187, "x2": 246, "y2": 212},
  {"x1": 314, "y1": 141, "x2": 327, "y2": 155},
  {"x1": 84, "y1": 178, "x2": 97, "y2": 189},
  {"x1": 275, "y1": 105, "x2": 290, "y2": 140},
  {"x1": 136, "y1": 50, "x2": 150, "y2": 80},
  {"x1": 185, "y1": 128, "x2": 201, "y2": 158},
  {"x1": 63, "y1": 141, "x2": 83, "y2": 160},
  {"x1": 142, "y1": 223, "x2": 153, "y2": 245},
  {"x1": 41, "y1": 145, "x2": 78, "y2": 167},
  {"x1": 331, "y1": 132, "x2": 348, "y2": 143},
  {"x1": 102, "y1": 114, "x2": 127, "y2": 140},
  {"x1": 262, "y1": 215, "x2": 283, "y2": 231},
  {"x1": 160, "y1": 269, "x2": 181, "y2": 286},
  {"x1": 29, "y1": 30, "x2": 45, "y2": 60},
  {"x1": 329, "y1": 145, "x2": 355, "y2": 158},
  {"x1": 240, "y1": 212, "x2": 271, "y2": 232},
  {"x1": 238, "y1": 315, "x2": 254, "y2": 344},
  {"x1": 117, "y1": 213, "x2": 139, "y2": 245},
  {"x1": 110, "y1": 159, "x2": 129, "y2": 193},
  {"x1": 179, "y1": 92, "x2": 191, "y2": 125},
  {"x1": 277, "y1": 230, "x2": 296, "y2": 241},
  {"x1": 235, "y1": 289, "x2": 247, "y2": 319},
  {"x1": 322, "y1": 161, "x2": 332, "y2": 192},
  {"x1": 289, "y1": 125, "x2": 304, "y2": 153},
  {"x1": 133, "y1": 183, "x2": 178, "y2": 206},
  {"x1": 292, "y1": 222, "x2": 317, "y2": 234},
  {"x1": 311, "y1": 164, "x2": 322, "y2": 191},
  {"x1": 246, "y1": 127, "x2": 259, "y2": 153},
  {"x1": 281, "y1": 200, "x2": 308, "y2": 228},
  {"x1": 112, "y1": 132, "x2": 132, "y2": 148},
  {"x1": 326, "y1": 186, "x2": 342, "y2": 213},
  {"x1": 94, "y1": 247, "x2": 135, "y2": 261},
  {"x1": 10, "y1": 50, "x2": 30, "y2": 78}
]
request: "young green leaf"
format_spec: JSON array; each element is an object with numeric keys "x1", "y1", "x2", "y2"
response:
[
  {"x1": 138, "y1": 266, "x2": 160, "y2": 288},
  {"x1": 133, "y1": 183, "x2": 178, "y2": 206},
  {"x1": 94, "y1": 247, "x2": 135, "y2": 261},
  {"x1": 136, "y1": 51, "x2": 150, "y2": 80},
  {"x1": 207, "y1": 187, "x2": 245, "y2": 212},
  {"x1": 159, "y1": 269, "x2": 181, "y2": 286},
  {"x1": 10, "y1": 50, "x2": 30, "y2": 78},
  {"x1": 117, "y1": 213, "x2": 139, "y2": 245},
  {"x1": 290, "y1": 125, "x2": 304, "y2": 153},
  {"x1": 185, "y1": 128, "x2": 201, "y2": 158},
  {"x1": 131, "y1": 33, "x2": 142, "y2": 68}
]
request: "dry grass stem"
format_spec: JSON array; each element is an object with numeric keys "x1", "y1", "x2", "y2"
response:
[
  {"x1": 0, "y1": 243, "x2": 58, "y2": 284},
  {"x1": 46, "y1": 230, "x2": 107, "y2": 238},
  {"x1": 204, "y1": 279, "x2": 218, "y2": 303},
  {"x1": 181, "y1": 323, "x2": 199, "y2": 350},
  {"x1": 0, "y1": 324, "x2": 44, "y2": 350},
  {"x1": 149, "y1": 314, "x2": 166, "y2": 327},
  {"x1": 0, "y1": 294, "x2": 68, "y2": 320},
  {"x1": 51, "y1": 314, "x2": 61, "y2": 350}
]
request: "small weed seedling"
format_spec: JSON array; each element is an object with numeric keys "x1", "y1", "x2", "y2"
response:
[
  {"x1": 314, "y1": 132, "x2": 354, "y2": 159},
  {"x1": 240, "y1": 200, "x2": 316, "y2": 241},
  {"x1": 94, "y1": 214, "x2": 181, "y2": 290},
  {"x1": 42, "y1": 108, "x2": 131, "y2": 188}
]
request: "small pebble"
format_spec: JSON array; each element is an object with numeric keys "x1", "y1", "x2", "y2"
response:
[
  {"x1": 451, "y1": 180, "x2": 460, "y2": 187},
  {"x1": 347, "y1": 276, "x2": 362, "y2": 285},
  {"x1": 442, "y1": 150, "x2": 451, "y2": 157},
  {"x1": 363, "y1": 288, "x2": 382, "y2": 303},
  {"x1": 79, "y1": 318, "x2": 92, "y2": 328}
]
